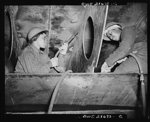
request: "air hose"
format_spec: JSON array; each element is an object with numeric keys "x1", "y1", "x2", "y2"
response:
[
  {"x1": 129, "y1": 52, "x2": 146, "y2": 117},
  {"x1": 47, "y1": 70, "x2": 72, "y2": 114}
]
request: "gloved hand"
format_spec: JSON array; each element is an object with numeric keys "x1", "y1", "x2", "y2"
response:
[
  {"x1": 101, "y1": 62, "x2": 112, "y2": 73},
  {"x1": 55, "y1": 66, "x2": 65, "y2": 73},
  {"x1": 50, "y1": 57, "x2": 58, "y2": 67},
  {"x1": 59, "y1": 43, "x2": 68, "y2": 55}
]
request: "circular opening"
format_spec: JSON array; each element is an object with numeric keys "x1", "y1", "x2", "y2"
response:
[
  {"x1": 83, "y1": 16, "x2": 94, "y2": 60},
  {"x1": 5, "y1": 11, "x2": 12, "y2": 58}
]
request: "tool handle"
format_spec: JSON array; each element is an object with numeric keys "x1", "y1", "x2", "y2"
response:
[
  {"x1": 54, "y1": 50, "x2": 61, "y2": 58},
  {"x1": 65, "y1": 32, "x2": 78, "y2": 44}
]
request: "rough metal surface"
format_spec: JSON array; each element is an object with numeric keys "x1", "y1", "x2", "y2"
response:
[
  {"x1": 55, "y1": 73, "x2": 139, "y2": 106},
  {"x1": 66, "y1": 6, "x2": 108, "y2": 72},
  {"x1": 5, "y1": 73, "x2": 147, "y2": 114},
  {"x1": 6, "y1": 6, "x2": 85, "y2": 57},
  {"x1": 5, "y1": 4, "x2": 147, "y2": 56},
  {"x1": 4, "y1": 4, "x2": 147, "y2": 73}
]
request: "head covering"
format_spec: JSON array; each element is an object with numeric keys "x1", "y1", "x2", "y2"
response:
[
  {"x1": 27, "y1": 27, "x2": 48, "y2": 42},
  {"x1": 103, "y1": 22, "x2": 122, "y2": 41}
]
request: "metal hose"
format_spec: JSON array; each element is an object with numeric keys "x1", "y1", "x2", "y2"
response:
[
  {"x1": 129, "y1": 53, "x2": 146, "y2": 117},
  {"x1": 47, "y1": 70, "x2": 72, "y2": 114}
]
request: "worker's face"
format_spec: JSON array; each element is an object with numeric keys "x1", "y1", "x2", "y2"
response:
[
  {"x1": 106, "y1": 28, "x2": 121, "y2": 41},
  {"x1": 37, "y1": 33, "x2": 48, "y2": 48}
]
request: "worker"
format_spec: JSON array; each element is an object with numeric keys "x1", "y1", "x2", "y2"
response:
[
  {"x1": 101, "y1": 15, "x2": 147, "y2": 74},
  {"x1": 15, "y1": 27, "x2": 68, "y2": 74}
]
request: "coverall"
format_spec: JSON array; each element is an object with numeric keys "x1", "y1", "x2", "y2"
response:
[
  {"x1": 105, "y1": 25, "x2": 147, "y2": 74},
  {"x1": 15, "y1": 44, "x2": 57, "y2": 74}
]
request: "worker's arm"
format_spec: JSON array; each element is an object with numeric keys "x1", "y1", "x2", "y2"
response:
[
  {"x1": 21, "y1": 52, "x2": 56, "y2": 74},
  {"x1": 105, "y1": 26, "x2": 136, "y2": 67}
]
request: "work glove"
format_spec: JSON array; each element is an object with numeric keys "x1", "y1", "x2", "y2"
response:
[
  {"x1": 101, "y1": 62, "x2": 112, "y2": 73},
  {"x1": 55, "y1": 66, "x2": 65, "y2": 73},
  {"x1": 50, "y1": 57, "x2": 58, "y2": 67},
  {"x1": 59, "y1": 43, "x2": 68, "y2": 55}
]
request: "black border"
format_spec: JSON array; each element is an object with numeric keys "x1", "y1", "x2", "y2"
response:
[{"x1": 1, "y1": 0, "x2": 150, "y2": 121}]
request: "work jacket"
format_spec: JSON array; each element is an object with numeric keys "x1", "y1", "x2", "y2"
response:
[
  {"x1": 105, "y1": 25, "x2": 147, "y2": 73},
  {"x1": 15, "y1": 44, "x2": 55, "y2": 74}
]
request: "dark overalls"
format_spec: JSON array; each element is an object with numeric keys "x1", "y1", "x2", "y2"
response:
[{"x1": 105, "y1": 25, "x2": 147, "y2": 74}]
